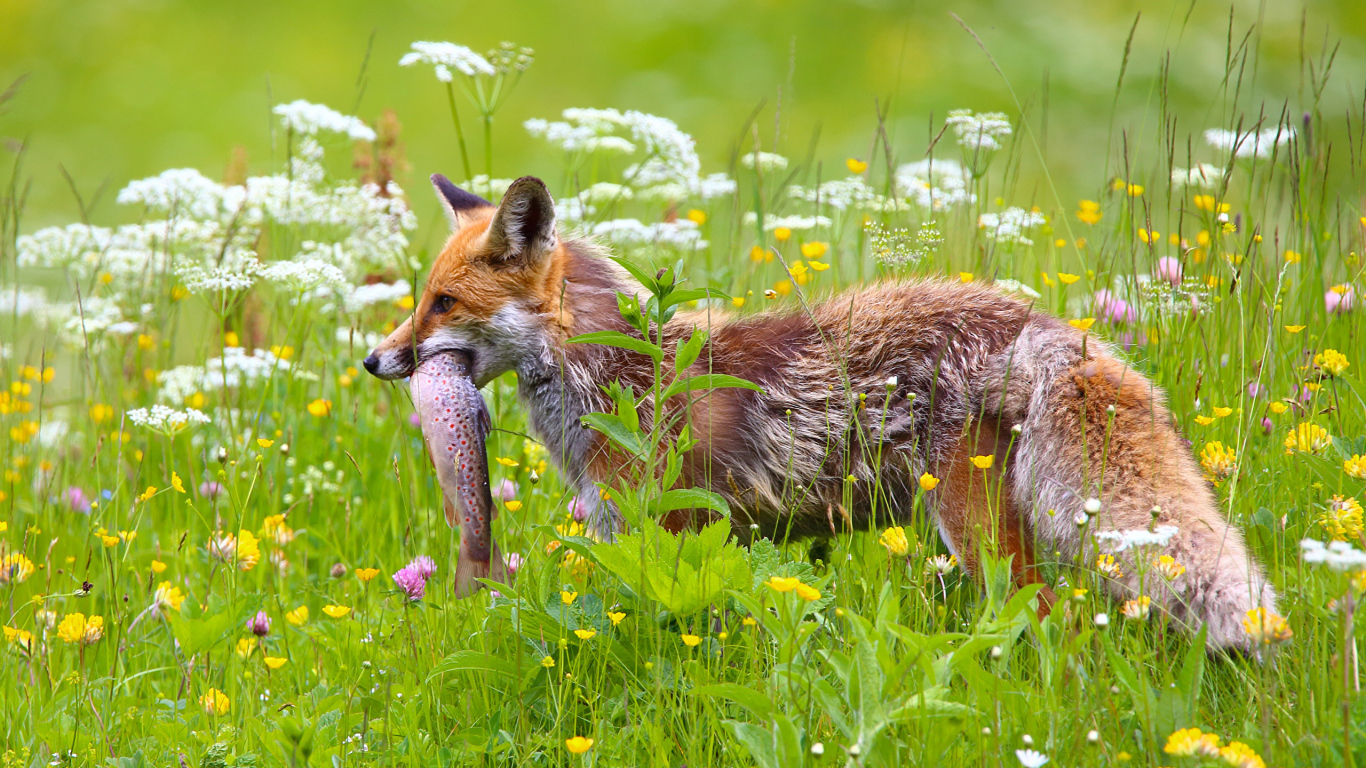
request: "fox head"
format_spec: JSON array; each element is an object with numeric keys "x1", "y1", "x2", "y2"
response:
[{"x1": 363, "y1": 174, "x2": 568, "y2": 387}]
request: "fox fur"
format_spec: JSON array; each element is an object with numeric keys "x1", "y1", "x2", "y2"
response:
[{"x1": 364, "y1": 174, "x2": 1278, "y2": 652}]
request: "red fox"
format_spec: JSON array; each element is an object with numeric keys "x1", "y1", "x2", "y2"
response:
[{"x1": 364, "y1": 174, "x2": 1277, "y2": 651}]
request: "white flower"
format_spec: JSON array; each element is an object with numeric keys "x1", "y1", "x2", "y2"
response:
[
  {"x1": 582, "y1": 136, "x2": 636, "y2": 155},
  {"x1": 460, "y1": 175, "x2": 514, "y2": 201},
  {"x1": 1015, "y1": 749, "x2": 1049, "y2": 768},
  {"x1": 126, "y1": 405, "x2": 211, "y2": 435},
  {"x1": 176, "y1": 259, "x2": 260, "y2": 294},
  {"x1": 1301, "y1": 538, "x2": 1366, "y2": 572},
  {"x1": 577, "y1": 183, "x2": 633, "y2": 206},
  {"x1": 788, "y1": 176, "x2": 878, "y2": 211},
  {"x1": 399, "y1": 41, "x2": 496, "y2": 79},
  {"x1": 739, "y1": 151, "x2": 789, "y2": 171},
  {"x1": 1170, "y1": 163, "x2": 1225, "y2": 189},
  {"x1": 1093, "y1": 612, "x2": 1110, "y2": 628},
  {"x1": 258, "y1": 259, "x2": 349, "y2": 293},
  {"x1": 586, "y1": 218, "x2": 707, "y2": 251},
  {"x1": 273, "y1": 100, "x2": 376, "y2": 142},
  {"x1": 1083, "y1": 498, "x2": 1102, "y2": 515},
  {"x1": 156, "y1": 347, "x2": 300, "y2": 405},
  {"x1": 1204, "y1": 125, "x2": 1296, "y2": 158},
  {"x1": 342, "y1": 280, "x2": 412, "y2": 313},
  {"x1": 979, "y1": 208, "x2": 1046, "y2": 246},
  {"x1": 741, "y1": 213, "x2": 832, "y2": 232},
  {"x1": 994, "y1": 279, "x2": 1041, "y2": 299},
  {"x1": 894, "y1": 159, "x2": 976, "y2": 211},
  {"x1": 117, "y1": 169, "x2": 238, "y2": 220},
  {"x1": 1093, "y1": 525, "x2": 1178, "y2": 552},
  {"x1": 946, "y1": 109, "x2": 1013, "y2": 152}
]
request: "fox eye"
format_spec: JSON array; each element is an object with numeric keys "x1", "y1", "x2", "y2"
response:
[{"x1": 431, "y1": 294, "x2": 457, "y2": 314}]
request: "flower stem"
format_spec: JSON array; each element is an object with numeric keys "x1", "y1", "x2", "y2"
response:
[{"x1": 445, "y1": 82, "x2": 472, "y2": 182}]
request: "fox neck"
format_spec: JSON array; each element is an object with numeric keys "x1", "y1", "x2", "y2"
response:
[{"x1": 511, "y1": 243, "x2": 644, "y2": 490}]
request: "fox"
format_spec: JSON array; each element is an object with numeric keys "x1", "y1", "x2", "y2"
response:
[{"x1": 364, "y1": 173, "x2": 1278, "y2": 652}]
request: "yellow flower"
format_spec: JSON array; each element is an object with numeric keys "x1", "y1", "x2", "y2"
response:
[
  {"x1": 742, "y1": 616, "x2": 757, "y2": 627},
  {"x1": 1199, "y1": 441, "x2": 1237, "y2": 484},
  {"x1": 800, "y1": 241, "x2": 828, "y2": 259},
  {"x1": 1075, "y1": 200, "x2": 1102, "y2": 225},
  {"x1": 681, "y1": 633, "x2": 702, "y2": 647},
  {"x1": 236, "y1": 637, "x2": 257, "y2": 657},
  {"x1": 918, "y1": 472, "x2": 940, "y2": 491},
  {"x1": 574, "y1": 628, "x2": 597, "y2": 640},
  {"x1": 89, "y1": 403, "x2": 113, "y2": 423},
  {"x1": 0, "y1": 553, "x2": 35, "y2": 584},
  {"x1": 322, "y1": 605, "x2": 351, "y2": 619},
  {"x1": 1242, "y1": 607, "x2": 1292, "y2": 646},
  {"x1": 794, "y1": 583, "x2": 821, "y2": 601},
  {"x1": 270, "y1": 345, "x2": 294, "y2": 360},
  {"x1": 1284, "y1": 325, "x2": 1305, "y2": 333},
  {"x1": 1127, "y1": 183, "x2": 1144, "y2": 196},
  {"x1": 170, "y1": 472, "x2": 185, "y2": 494},
  {"x1": 223, "y1": 331, "x2": 240, "y2": 347},
  {"x1": 879, "y1": 526, "x2": 909, "y2": 557},
  {"x1": 773, "y1": 226, "x2": 792, "y2": 242},
  {"x1": 155, "y1": 581, "x2": 186, "y2": 612},
  {"x1": 969, "y1": 454, "x2": 994, "y2": 470},
  {"x1": 959, "y1": 272, "x2": 974, "y2": 283},
  {"x1": 763, "y1": 289, "x2": 778, "y2": 299},
  {"x1": 1164, "y1": 727, "x2": 1222, "y2": 757},
  {"x1": 355, "y1": 567, "x2": 380, "y2": 582},
  {"x1": 1121, "y1": 596, "x2": 1152, "y2": 621},
  {"x1": 750, "y1": 245, "x2": 767, "y2": 262},
  {"x1": 56, "y1": 613, "x2": 104, "y2": 645},
  {"x1": 1153, "y1": 555, "x2": 1186, "y2": 580},
  {"x1": 1314, "y1": 349, "x2": 1349, "y2": 377},
  {"x1": 256, "y1": 438, "x2": 274, "y2": 449},
  {"x1": 1268, "y1": 401, "x2": 1289, "y2": 415},
  {"x1": 1212, "y1": 406, "x2": 1233, "y2": 418},
  {"x1": 1058, "y1": 272, "x2": 1080, "y2": 285},
  {"x1": 686, "y1": 209, "x2": 707, "y2": 225},
  {"x1": 235, "y1": 530, "x2": 261, "y2": 571},
  {"x1": 607, "y1": 611, "x2": 626, "y2": 626},
  {"x1": 774, "y1": 280, "x2": 793, "y2": 296},
  {"x1": 3, "y1": 626, "x2": 34, "y2": 651},
  {"x1": 731, "y1": 296, "x2": 746, "y2": 308},
  {"x1": 560, "y1": 590, "x2": 578, "y2": 605},
  {"x1": 565, "y1": 737, "x2": 594, "y2": 755},
  {"x1": 264, "y1": 656, "x2": 288, "y2": 670},
  {"x1": 540, "y1": 655, "x2": 555, "y2": 668},
  {"x1": 1069, "y1": 318, "x2": 1095, "y2": 331},
  {"x1": 1284, "y1": 423, "x2": 1331, "y2": 455},
  {"x1": 846, "y1": 158, "x2": 868, "y2": 174},
  {"x1": 1320, "y1": 495, "x2": 1364, "y2": 541},
  {"x1": 1344, "y1": 454, "x2": 1366, "y2": 480},
  {"x1": 505, "y1": 500, "x2": 524, "y2": 512},
  {"x1": 150, "y1": 559, "x2": 168, "y2": 574},
  {"x1": 495, "y1": 457, "x2": 519, "y2": 467},
  {"x1": 808, "y1": 260, "x2": 830, "y2": 272},
  {"x1": 1095, "y1": 554, "x2": 1124, "y2": 579},
  {"x1": 200, "y1": 688, "x2": 231, "y2": 716},
  {"x1": 101, "y1": 535, "x2": 120, "y2": 548},
  {"x1": 138, "y1": 486, "x2": 157, "y2": 502},
  {"x1": 765, "y1": 576, "x2": 800, "y2": 593},
  {"x1": 285, "y1": 605, "x2": 309, "y2": 625},
  {"x1": 1218, "y1": 742, "x2": 1266, "y2": 768},
  {"x1": 307, "y1": 399, "x2": 332, "y2": 417}
]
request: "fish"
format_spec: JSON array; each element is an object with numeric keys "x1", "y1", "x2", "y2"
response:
[{"x1": 410, "y1": 350, "x2": 509, "y2": 598}]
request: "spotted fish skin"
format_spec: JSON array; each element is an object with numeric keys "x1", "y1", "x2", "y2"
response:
[{"x1": 411, "y1": 351, "x2": 508, "y2": 597}]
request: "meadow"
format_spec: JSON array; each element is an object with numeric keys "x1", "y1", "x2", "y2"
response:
[{"x1": 3, "y1": 9, "x2": 1366, "y2": 768}]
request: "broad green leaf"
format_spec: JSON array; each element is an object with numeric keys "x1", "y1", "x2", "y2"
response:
[
  {"x1": 692, "y1": 683, "x2": 775, "y2": 720},
  {"x1": 661, "y1": 373, "x2": 763, "y2": 403},
  {"x1": 579, "y1": 413, "x2": 646, "y2": 459},
  {"x1": 675, "y1": 328, "x2": 705, "y2": 374},
  {"x1": 566, "y1": 330, "x2": 662, "y2": 362}
]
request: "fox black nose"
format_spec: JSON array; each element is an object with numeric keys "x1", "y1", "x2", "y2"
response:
[{"x1": 362, "y1": 354, "x2": 380, "y2": 375}]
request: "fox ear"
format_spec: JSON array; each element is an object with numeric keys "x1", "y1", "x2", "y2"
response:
[
  {"x1": 484, "y1": 176, "x2": 557, "y2": 268},
  {"x1": 431, "y1": 174, "x2": 492, "y2": 229}
]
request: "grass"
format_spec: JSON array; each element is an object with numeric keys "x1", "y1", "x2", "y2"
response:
[{"x1": 2, "y1": 17, "x2": 1366, "y2": 768}]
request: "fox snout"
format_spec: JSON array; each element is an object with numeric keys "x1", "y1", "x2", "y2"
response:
[{"x1": 363, "y1": 328, "x2": 416, "y2": 380}]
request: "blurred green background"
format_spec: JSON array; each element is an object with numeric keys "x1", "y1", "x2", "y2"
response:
[{"x1": 3, "y1": 0, "x2": 1363, "y2": 245}]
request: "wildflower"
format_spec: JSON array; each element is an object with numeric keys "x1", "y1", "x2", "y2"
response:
[
  {"x1": 154, "y1": 582, "x2": 186, "y2": 613},
  {"x1": 540, "y1": 655, "x2": 555, "y2": 668},
  {"x1": 505, "y1": 500, "x2": 523, "y2": 512},
  {"x1": 3, "y1": 626, "x2": 34, "y2": 652},
  {"x1": 260, "y1": 514, "x2": 295, "y2": 547},
  {"x1": 1164, "y1": 728, "x2": 1222, "y2": 757},
  {"x1": 681, "y1": 633, "x2": 702, "y2": 647},
  {"x1": 125, "y1": 405, "x2": 210, "y2": 436},
  {"x1": 846, "y1": 158, "x2": 868, "y2": 173},
  {"x1": 959, "y1": 272, "x2": 974, "y2": 283},
  {"x1": 561, "y1": 590, "x2": 578, "y2": 605},
  {"x1": 1320, "y1": 496, "x2": 1364, "y2": 542},
  {"x1": 393, "y1": 563, "x2": 429, "y2": 601},
  {"x1": 765, "y1": 576, "x2": 800, "y2": 593},
  {"x1": 879, "y1": 526, "x2": 910, "y2": 557},
  {"x1": 322, "y1": 605, "x2": 351, "y2": 619},
  {"x1": 56, "y1": 613, "x2": 104, "y2": 645},
  {"x1": 1314, "y1": 349, "x2": 1349, "y2": 377},
  {"x1": 1093, "y1": 289, "x2": 1137, "y2": 324},
  {"x1": 1058, "y1": 272, "x2": 1080, "y2": 285},
  {"x1": 574, "y1": 628, "x2": 596, "y2": 640},
  {"x1": 1344, "y1": 455, "x2": 1366, "y2": 479},
  {"x1": 979, "y1": 208, "x2": 1046, "y2": 246},
  {"x1": 1284, "y1": 423, "x2": 1331, "y2": 455},
  {"x1": 1069, "y1": 318, "x2": 1096, "y2": 331},
  {"x1": 1121, "y1": 596, "x2": 1152, "y2": 621},
  {"x1": 1093, "y1": 612, "x2": 1110, "y2": 628},
  {"x1": 248, "y1": 611, "x2": 271, "y2": 637},
  {"x1": 236, "y1": 637, "x2": 257, "y2": 657},
  {"x1": 565, "y1": 737, "x2": 594, "y2": 754},
  {"x1": 1076, "y1": 200, "x2": 1102, "y2": 225},
  {"x1": 1153, "y1": 555, "x2": 1186, "y2": 580},
  {"x1": 307, "y1": 399, "x2": 332, "y2": 417},
  {"x1": 1219, "y1": 742, "x2": 1266, "y2": 768},
  {"x1": 1242, "y1": 607, "x2": 1293, "y2": 646},
  {"x1": 264, "y1": 656, "x2": 288, "y2": 670},
  {"x1": 150, "y1": 560, "x2": 167, "y2": 574},
  {"x1": 969, "y1": 454, "x2": 994, "y2": 470},
  {"x1": 607, "y1": 611, "x2": 626, "y2": 626},
  {"x1": 919, "y1": 472, "x2": 940, "y2": 491},
  {"x1": 1095, "y1": 554, "x2": 1124, "y2": 579},
  {"x1": 1154, "y1": 257, "x2": 1183, "y2": 286},
  {"x1": 198, "y1": 481, "x2": 223, "y2": 499},
  {"x1": 200, "y1": 688, "x2": 231, "y2": 716},
  {"x1": 794, "y1": 583, "x2": 821, "y2": 601},
  {"x1": 945, "y1": 109, "x2": 1012, "y2": 151},
  {"x1": 1204, "y1": 124, "x2": 1296, "y2": 158},
  {"x1": 285, "y1": 605, "x2": 309, "y2": 625},
  {"x1": 356, "y1": 567, "x2": 380, "y2": 582},
  {"x1": 1094, "y1": 525, "x2": 1177, "y2": 551},
  {"x1": 687, "y1": 209, "x2": 707, "y2": 225},
  {"x1": 0, "y1": 553, "x2": 35, "y2": 585},
  {"x1": 1326, "y1": 284, "x2": 1356, "y2": 315},
  {"x1": 1015, "y1": 749, "x2": 1050, "y2": 768},
  {"x1": 800, "y1": 241, "x2": 829, "y2": 259},
  {"x1": 1199, "y1": 442, "x2": 1237, "y2": 484},
  {"x1": 929, "y1": 554, "x2": 957, "y2": 574}
]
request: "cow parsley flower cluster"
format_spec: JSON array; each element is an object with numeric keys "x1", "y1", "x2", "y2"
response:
[
  {"x1": 1203, "y1": 125, "x2": 1296, "y2": 158},
  {"x1": 399, "y1": 41, "x2": 497, "y2": 81},
  {"x1": 157, "y1": 348, "x2": 299, "y2": 405},
  {"x1": 1301, "y1": 538, "x2": 1366, "y2": 572},
  {"x1": 273, "y1": 100, "x2": 377, "y2": 141},
  {"x1": 788, "y1": 176, "x2": 878, "y2": 211},
  {"x1": 587, "y1": 219, "x2": 707, "y2": 251},
  {"x1": 946, "y1": 109, "x2": 1013, "y2": 152},
  {"x1": 1093, "y1": 525, "x2": 1179, "y2": 552},
  {"x1": 1170, "y1": 163, "x2": 1226, "y2": 189},
  {"x1": 126, "y1": 405, "x2": 211, "y2": 435},
  {"x1": 978, "y1": 208, "x2": 1046, "y2": 246},
  {"x1": 117, "y1": 168, "x2": 246, "y2": 220},
  {"x1": 894, "y1": 159, "x2": 976, "y2": 211}
]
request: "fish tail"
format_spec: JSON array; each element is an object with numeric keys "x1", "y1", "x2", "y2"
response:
[{"x1": 453, "y1": 535, "x2": 513, "y2": 598}]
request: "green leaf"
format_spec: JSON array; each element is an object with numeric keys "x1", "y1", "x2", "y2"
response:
[
  {"x1": 567, "y1": 330, "x2": 662, "y2": 362},
  {"x1": 652, "y1": 487, "x2": 730, "y2": 517},
  {"x1": 661, "y1": 373, "x2": 763, "y2": 403},
  {"x1": 692, "y1": 683, "x2": 775, "y2": 720},
  {"x1": 579, "y1": 413, "x2": 646, "y2": 460},
  {"x1": 675, "y1": 329, "x2": 705, "y2": 374},
  {"x1": 610, "y1": 256, "x2": 660, "y2": 295},
  {"x1": 662, "y1": 287, "x2": 729, "y2": 310},
  {"x1": 429, "y1": 649, "x2": 520, "y2": 683}
]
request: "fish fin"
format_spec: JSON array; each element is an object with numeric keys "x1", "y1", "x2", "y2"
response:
[
  {"x1": 443, "y1": 496, "x2": 458, "y2": 529},
  {"x1": 453, "y1": 537, "x2": 512, "y2": 599}
]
